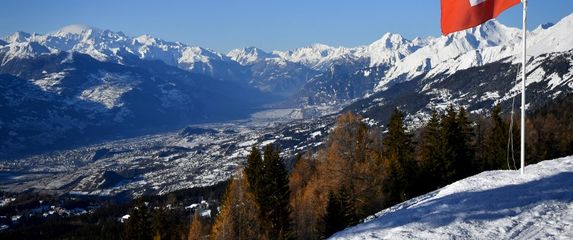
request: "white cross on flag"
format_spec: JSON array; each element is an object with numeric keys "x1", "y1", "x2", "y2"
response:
[{"x1": 441, "y1": 0, "x2": 520, "y2": 35}]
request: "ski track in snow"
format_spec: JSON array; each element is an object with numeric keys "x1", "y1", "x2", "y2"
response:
[{"x1": 331, "y1": 156, "x2": 573, "y2": 240}]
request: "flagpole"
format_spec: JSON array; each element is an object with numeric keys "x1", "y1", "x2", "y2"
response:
[{"x1": 520, "y1": 0, "x2": 527, "y2": 175}]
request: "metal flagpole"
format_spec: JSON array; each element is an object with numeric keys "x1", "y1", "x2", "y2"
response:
[{"x1": 520, "y1": 0, "x2": 527, "y2": 175}]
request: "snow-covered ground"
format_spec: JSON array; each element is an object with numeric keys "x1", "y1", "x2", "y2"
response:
[{"x1": 331, "y1": 156, "x2": 573, "y2": 240}]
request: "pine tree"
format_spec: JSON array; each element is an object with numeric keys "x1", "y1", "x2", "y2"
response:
[
  {"x1": 455, "y1": 107, "x2": 475, "y2": 178},
  {"x1": 260, "y1": 144, "x2": 291, "y2": 240},
  {"x1": 124, "y1": 199, "x2": 152, "y2": 240},
  {"x1": 245, "y1": 146, "x2": 263, "y2": 201},
  {"x1": 322, "y1": 192, "x2": 345, "y2": 239},
  {"x1": 382, "y1": 108, "x2": 415, "y2": 204},
  {"x1": 418, "y1": 110, "x2": 446, "y2": 192},
  {"x1": 440, "y1": 105, "x2": 461, "y2": 182},
  {"x1": 484, "y1": 105, "x2": 509, "y2": 170}
]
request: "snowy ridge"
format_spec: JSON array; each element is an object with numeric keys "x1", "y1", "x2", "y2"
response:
[
  {"x1": 366, "y1": 33, "x2": 422, "y2": 67},
  {"x1": 529, "y1": 13, "x2": 573, "y2": 56},
  {"x1": 266, "y1": 34, "x2": 424, "y2": 71},
  {"x1": 330, "y1": 156, "x2": 573, "y2": 239},
  {"x1": 1, "y1": 25, "x2": 236, "y2": 78},
  {"x1": 375, "y1": 14, "x2": 573, "y2": 91},
  {"x1": 273, "y1": 44, "x2": 366, "y2": 71},
  {"x1": 227, "y1": 47, "x2": 275, "y2": 65},
  {"x1": 375, "y1": 20, "x2": 522, "y2": 90},
  {"x1": 0, "y1": 41, "x2": 57, "y2": 65}
]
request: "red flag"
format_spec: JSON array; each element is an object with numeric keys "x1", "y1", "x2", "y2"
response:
[{"x1": 441, "y1": 0, "x2": 520, "y2": 35}]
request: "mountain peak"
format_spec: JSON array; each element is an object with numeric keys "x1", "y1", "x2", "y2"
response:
[
  {"x1": 381, "y1": 32, "x2": 405, "y2": 42},
  {"x1": 134, "y1": 34, "x2": 158, "y2": 45},
  {"x1": 308, "y1": 43, "x2": 334, "y2": 50},
  {"x1": 6, "y1": 31, "x2": 31, "y2": 43},
  {"x1": 227, "y1": 46, "x2": 273, "y2": 65},
  {"x1": 371, "y1": 33, "x2": 409, "y2": 50},
  {"x1": 242, "y1": 46, "x2": 267, "y2": 54},
  {"x1": 443, "y1": 19, "x2": 520, "y2": 48},
  {"x1": 56, "y1": 24, "x2": 100, "y2": 35}
]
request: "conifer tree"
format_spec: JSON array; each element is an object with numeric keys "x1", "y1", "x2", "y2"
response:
[
  {"x1": 260, "y1": 144, "x2": 291, "y2": 240},
  {"x1": 484, "y1": 105, "x2": 509, "y2": 170},
  {"x1": 440, "y1": 105, "x2": 461, "y2": 181},
  {"x1": 322, "y1": 192, "x2": 345, "y2": 239},
  {"x1": 124, "y1": 199, "x2": 152, "y2": 240},
  {"x1": 455, "y1": 107, "x2": 475, "y2": 178},
  {"x1": 382, "y1": 108, "x2": 415, "y2": 204},
  {"x1": 289, "y1": 154, "x2": 323, "y2": 240},
  {"x1": 418, "y1": 110, "x2": 446, "y2": 191},
  {"x1": 436, "y1": 105, "x2": 477, "y2": 181},
  {"x1": 210, "y1": 173, "x2": 264, "y2": 240},
  {"x1": 245, "y1": 146, "x2": 263, "y2": 200}
]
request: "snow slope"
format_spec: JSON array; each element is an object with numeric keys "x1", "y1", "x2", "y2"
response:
[{"x1": 331, "y1": 156, "x2": 573, "y2": 239}]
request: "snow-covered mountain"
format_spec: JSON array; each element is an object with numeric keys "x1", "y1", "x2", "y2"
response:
[
  {"x1": 268, "y1": 13, "x2": 572, "y2": 108},
  {"x1": 227, "y1": 46, "x2": 275, "y2": 65},
  {"x1": 6, "y1": 14, "x2": 571, "y2": 105},
  {"x1": 272, "y1": 44, "x2": 366, "y2": 71},
  {"x1": 330, "y1": 156, "x2": 573, "y2": 239},
  {"x1": 229, "y1": 33, "x2": 423, "y2": 73},
  {"x1": 346, "y1": 49, "x2": 573, "y2": 129},
  {"x1": 2, "y1": 25, "x2": 245, "y2": 82},
  {"x1": 366, "y1": 33, "x2": 424, "y2": 67},
  {"x1": 227, "y1": 47, "x2": 320, "y2": 95},
  {"x1": 286, "y1": 13, "x2": 573, "y2": 108},
  {"x1": 376, "y1": 14, "x2": 573, "y2": 91}
]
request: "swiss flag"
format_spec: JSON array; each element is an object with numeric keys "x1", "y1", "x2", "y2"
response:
[{"x1": 441, "y1": 0, "x2": 521, "y2": 35}]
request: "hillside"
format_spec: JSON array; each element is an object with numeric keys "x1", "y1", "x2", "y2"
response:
[{"x1": 330, "y1": 156, "x2": 573, "y2": 239}]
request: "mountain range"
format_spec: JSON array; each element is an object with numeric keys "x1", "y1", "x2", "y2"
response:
[{"x1": 1, "y1": 13, "x2": 573, "y2": 159}]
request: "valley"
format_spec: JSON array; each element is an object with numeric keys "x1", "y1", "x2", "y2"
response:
[{"x1": 0, "y1": 108, "x2": 336, "y2": 198}]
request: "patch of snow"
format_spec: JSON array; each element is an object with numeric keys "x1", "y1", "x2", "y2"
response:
[
  {"x1": 480, "y1": 91, "x2": 500, "y2": 101},
  {"x1": 79, "y1": 72, "x2": 137, "y2": 109},
  {"x1": 32, "y1": 71, "x2": 67, "y2": 93},
  {"x1": 310, "y1": 131, "x2": 322, "y2": 138}
]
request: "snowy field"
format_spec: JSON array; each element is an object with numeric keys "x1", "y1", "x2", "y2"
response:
[{"x1": 331, "y1": 156, "x2": 573, "y2": 240}]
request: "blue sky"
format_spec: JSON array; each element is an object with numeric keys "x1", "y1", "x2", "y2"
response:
[{"x1": 1, "y1": 0, "x2": 571, "y2": 53}]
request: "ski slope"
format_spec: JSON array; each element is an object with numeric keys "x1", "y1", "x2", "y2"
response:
[{"x1": 331, "y1": 156, "x2": 573, "y2": 239}]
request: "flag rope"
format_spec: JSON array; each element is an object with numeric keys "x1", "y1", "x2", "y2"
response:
[{"x1": 507, "y1": 64, "x2": 520, "y2": 171}]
